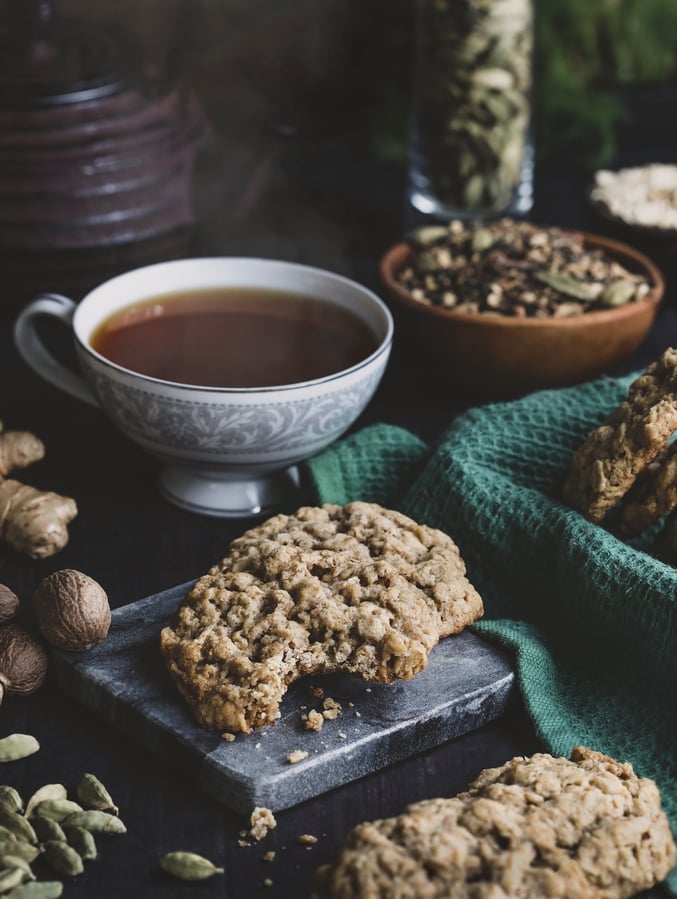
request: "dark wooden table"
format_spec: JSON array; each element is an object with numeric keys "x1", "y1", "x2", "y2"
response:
[{"x1": 1, "y1": 117, "x2": 675, "y2": 896}]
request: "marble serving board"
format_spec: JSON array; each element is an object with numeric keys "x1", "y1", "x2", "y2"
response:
[{"x1": 50, "y1": 581, "x2": 515, "y2": 814}]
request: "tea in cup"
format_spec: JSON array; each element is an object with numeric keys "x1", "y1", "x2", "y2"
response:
[{"x1": 14, "y1": 258, "x2": 393, "y2": 517}]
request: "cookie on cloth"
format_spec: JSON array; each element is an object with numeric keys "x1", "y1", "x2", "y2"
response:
[
  {"x1": 160, "y1": 502, "x2": 483, "y2": 733},
  {"x1": 312, "y1": 746, "x2": 676, "y2": 899},
  {"x1": 562, "y1": 347, "x2": 677, "y2": 523},
  {"x1": 618, "y1": 440, "x2": 677, "y2": 536}
]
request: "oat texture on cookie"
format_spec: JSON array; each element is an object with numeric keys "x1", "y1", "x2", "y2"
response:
[
  {"x1": 562, "y1": 347, "x2": 677, "y2": 523},
  {"x1": 160, "y1": 502, "x2": 483, "y2": 733},
  {"x1": 312, "y1": 747, "x2": 676, "y2": 899}
]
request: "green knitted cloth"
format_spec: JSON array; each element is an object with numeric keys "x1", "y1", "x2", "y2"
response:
[{"x1": 305, "y1": 377, "x2": 677, "y2": 893}]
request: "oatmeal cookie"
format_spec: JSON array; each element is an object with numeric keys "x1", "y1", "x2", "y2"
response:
[
  {"x1": 312, "y1": 747, "x2": 676, "y2": 899},
  {"x1": 562, "y1": 347, "x2": 677, "y2": 522},
  {"x1": 618, "y1": 442, "x2": 677, "y2": 536},
  {"x1": 160, "y1": 502, "x2": 483, "y2": 733}
]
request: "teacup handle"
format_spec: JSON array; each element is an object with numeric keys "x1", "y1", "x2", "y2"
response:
[{"x1": 14, "y1": 293, "x2": 99, "y2": 408}]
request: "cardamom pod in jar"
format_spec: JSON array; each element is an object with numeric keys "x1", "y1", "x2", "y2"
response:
[{"x1": 409, "y1": 0, "x2": 534, "y2": 218}]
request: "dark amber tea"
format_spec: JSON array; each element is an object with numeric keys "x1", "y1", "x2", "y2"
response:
[{"x1": 90, "y1": 287, "x2": 379, "y2": 388}]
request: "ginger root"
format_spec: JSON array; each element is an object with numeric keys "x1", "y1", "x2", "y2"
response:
[{"x1": 0, "y1": 422, "x2": 77, "y2": 559}]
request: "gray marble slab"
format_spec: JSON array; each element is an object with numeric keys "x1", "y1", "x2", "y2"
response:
[{"x1": 50, "y1": 582, "x2": 515, "y2": 814}]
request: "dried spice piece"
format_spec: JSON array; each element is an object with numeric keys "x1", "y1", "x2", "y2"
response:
[
  {"x1": 6, "y1": 883, "x2": 64, "y2": 899},
  {"x1": 0, "y1": 734, "x2": 40, "y2": 764},
  {"x1": 0, "y1": 841, "x2": 39, "y2": 863},
  {"x1": 32, "y1": 571, "x2": 110, "y2": 653},
  {"x1": 32, "y1": 817, "x2": 66, "y2": 844},
  {"x1": 0, "y1": 626, "x2": 48, "y2": 707},
  {"x1": 0, "y1": 424, "x2": 77, "y2": 560},
  {"x1": 0, "y1": 807, "x2": 36, "y2": 844},
  {"x1": 75, "y1": 774, "x2": 117, "y2": 816},
  {"x1": 33, "y1": 800, "x2": 83, "y2": 824},
  {"x1": 0, "y1": 867, "x2": 27, "y2": 893},
  {"x1": 25, "y1": 785, "x2": 67, "y2": 820},
  {"x1": 397, "y1": 218, "x2": 653, "y2": 318},
  {"x1": 0, "y1": 855, "x2": 34, "y2": 880},
  {"x1": 0, "y1": 586, "x2": 19, "y2": 625},
  {"x1": 62, "y1": 810, "x2": 125, "y2": 835},
  {"x1": 0, "y1": 786, "x2": 23, "y2": 814},
  {"x1": 41, "y1": 841, "x2": 84, "y2": 878},
  {"x1": 160, "y1": 851, "x2": 224, "y2": 881},
  {"x1": 64, "y1": 827, "x2": 96, "y2": 861}
]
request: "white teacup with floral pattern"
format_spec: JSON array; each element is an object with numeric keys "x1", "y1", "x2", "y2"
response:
[{"x1": 14, "y1": 258, "x2": 393, "y2": 517}]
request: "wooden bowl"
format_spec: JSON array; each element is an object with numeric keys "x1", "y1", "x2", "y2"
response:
[{"x1": 379, "y1": 232, "x2": 665, "y2": 400}]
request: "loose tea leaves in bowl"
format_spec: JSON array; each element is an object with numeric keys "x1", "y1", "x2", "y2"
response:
[{"x1": 396, "y1": 218, "x2": 654, "y2": 318}]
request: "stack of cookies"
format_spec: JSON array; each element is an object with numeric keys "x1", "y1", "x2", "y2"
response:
[{"x1": 562, "y1": 346, "x2": 677, "y2": 559}]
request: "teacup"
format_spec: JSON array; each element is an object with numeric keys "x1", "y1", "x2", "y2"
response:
[{"x1": 14, "y1": 258, "x2": 393, "y2": 517}]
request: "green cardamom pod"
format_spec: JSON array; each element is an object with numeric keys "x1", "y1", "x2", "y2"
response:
[
  {"x1": 0, "y1": 866, "x2": 27, "y2": 892},
  {"x1": 64, "y1": 826, "x2": 96, "y2": 861},
  {"x1": 6, "y1": 883, "x2": 63, "y2": 899},
  {"x1": 75, "y1": 774, "x2": 118, "y2": 815},
  {"x1": 0, "y1": 823, "x2": 18, "y2": 840},
  {"x1": 598, "y1": 279, "x2": 636, "y2": 308},
  {"x1": 533, "y1": 271, "x2": 601, "y2": 301},
  {"x1": 0, "y1": 787, "x2": 23, "y2": 814},
  {"x1": 63, "y1": 810, "x2": 125, "y2": 835},
  {"x1": 24, "y1": 786, "x2": 67, "y2": 820},
  {"x1": 408, "y1": 225, "x2": 449, "y2": 249},
  {"x1": 42, "y1": 840, "x2": 84, "y2": 878},
  {"x1": 0, "y1": 735, "x2": 39, "y2": 764},
  {"x1": 160, "y1": 851, "x2": 225, "y2": 881},
  {"x1": 0, "y1": 854, "x2": 34, "y2": 879},
  {"x1": 33, "y1": 799, "x2": 82, "y2": 823},
  {"x1": 32, "y1": 817, "x2": 65, "y2": 844},
  {"x1": 0, "y1": 808, "x2": 37, "y2": 844},
  {"x1": 0, "y1": 841, "x2": 40, "y2": 862},
  {"x1": 471, "y1": 228, "x2": 494, "y2": 253}
]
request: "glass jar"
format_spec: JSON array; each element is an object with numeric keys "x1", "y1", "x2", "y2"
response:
[{"x1": 408, "y1": 0, "x2": 534, "y2": 219}]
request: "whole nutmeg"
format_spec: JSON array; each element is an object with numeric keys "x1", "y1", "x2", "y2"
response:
[
  {"x1": 33, "y1": 569, "x2": 111, "y2": 652},
  {"x1": 0, "y1": 623, "x2": 48, "y2": 705},
  {"x1": 0, "y1": 583, "x2": 20, "y2": 624}
]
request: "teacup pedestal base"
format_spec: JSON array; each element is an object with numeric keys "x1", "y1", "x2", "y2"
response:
[{"x1": 158, "y1": 464, "x2": 302, "y2": 518}]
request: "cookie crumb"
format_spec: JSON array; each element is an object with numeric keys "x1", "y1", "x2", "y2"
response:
[
  {"x1": 309, "y1": 685, "x2": 324, "y2": 699},
  {"x1": 263, "y1": 878, "x2": 273, "y2": 887},
  {"x1": 238, "y1": 839, "x2": 251, "y2": 848},
  {"x1": 263, "y1": 850, "x2": 276, "y2": 862},
  {"x1": 322, "y1": 697, "x2": 342, "y2": 716},
  {"x1": 338, "y1": 732, "x2": 347, "y2": 740},
  {"x1": 355, "y1": 711, "x2": 361, "y2": 717},
  {"x1": 222, "y1": 732, "x2": 236, "y2": 742},
  {"x1": 250, "y1": 806, "x2": 277, "y2": 841},
  {"x1": 303, "y1": 709, "x2": 324, "y2": 732},
  {"x1": 298, "y1": 834, "x2": 318, "y2": 846},
  {"x1": 287, "y1": 749, "x2": 309, "y2": 765}
]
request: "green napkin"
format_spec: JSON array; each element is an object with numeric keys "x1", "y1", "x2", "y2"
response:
[{"x1": 304, "y1": 376, "x2": 677, "y2": 893}]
